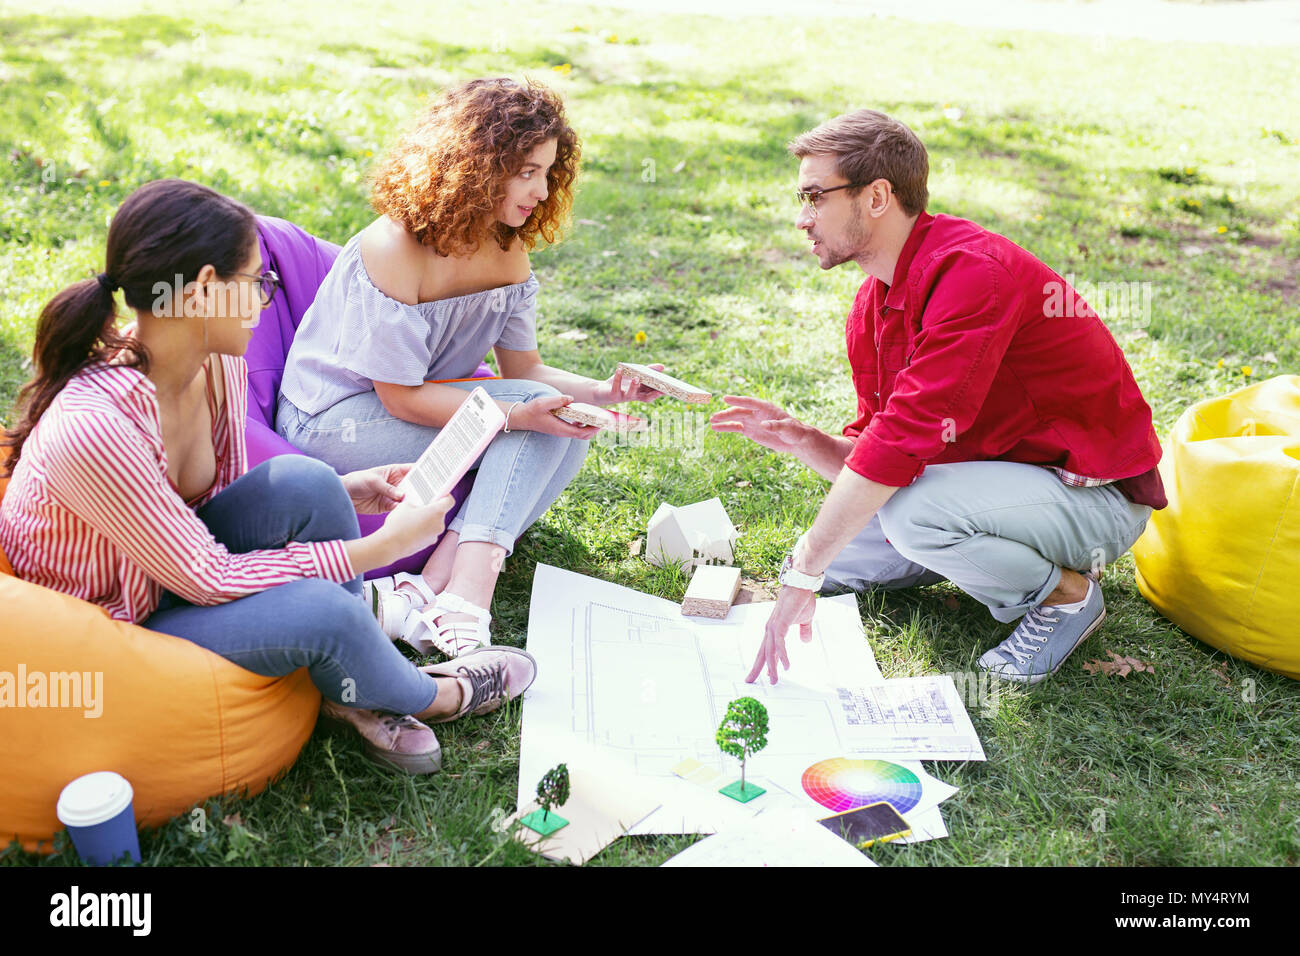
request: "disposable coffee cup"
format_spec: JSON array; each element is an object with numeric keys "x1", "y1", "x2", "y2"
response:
[{"x1": 56, "y1": 771, "x2": 141, "y2": 866}]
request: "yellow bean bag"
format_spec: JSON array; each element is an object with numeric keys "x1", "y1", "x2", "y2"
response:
[
  {"x1": 0, "y1": 477, "x2": 321, "y2": 854},
  {"x1": 1133, "y1": 374, "x2": 1300, "y2": 679}
]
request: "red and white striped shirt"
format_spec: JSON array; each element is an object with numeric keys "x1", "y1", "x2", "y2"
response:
[{"x1": 0, "y1": 354, "x2": 354, "y2": 624}]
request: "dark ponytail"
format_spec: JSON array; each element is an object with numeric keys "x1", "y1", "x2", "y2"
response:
[{"x1": 2, "y1": 179, "x2": 256, "y2": 475}]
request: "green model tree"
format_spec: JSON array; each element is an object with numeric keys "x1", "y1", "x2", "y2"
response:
[
  {"x1": 536, "y1": 763, "x2": 570, "y2": 822},
  {"x1": 716, "y1": 697, "x2": 769, "y2": 793}
]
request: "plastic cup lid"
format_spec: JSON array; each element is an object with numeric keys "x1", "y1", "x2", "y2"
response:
[{"x1": 56, "y1": 771, "x2": 134, "y2": 828}]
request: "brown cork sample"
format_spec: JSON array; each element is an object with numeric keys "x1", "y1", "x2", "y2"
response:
[
  {"x1": 680, "y1": 565, "x2": 743, "y2": 619},
  {"x1": 616, "y1": 363, "x2": 712, "y2": 404},
  {"x1": 551, "y1": 402, "x2": 649, "y2": 432}
]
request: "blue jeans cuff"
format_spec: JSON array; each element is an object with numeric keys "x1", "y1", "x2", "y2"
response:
[{"x1": 455, "y1": 522, "x2": 517, "y2": 555}]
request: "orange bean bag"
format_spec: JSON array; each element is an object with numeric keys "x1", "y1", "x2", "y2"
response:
[{"x1": 0, "y1": 477, "x2": 321, "y2": 854}]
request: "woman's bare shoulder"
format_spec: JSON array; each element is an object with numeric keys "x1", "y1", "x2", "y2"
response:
[{"x1": 359, "y1": 216, "x2": 427, "y2": 305}]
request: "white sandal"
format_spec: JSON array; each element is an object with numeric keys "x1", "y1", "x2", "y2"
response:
[
  {"x1": 400, "y1": 592, "x2": 492, "y2": 658},
  {"x1": 366, "y1": 572, "x2": 439, "y2": 640}
]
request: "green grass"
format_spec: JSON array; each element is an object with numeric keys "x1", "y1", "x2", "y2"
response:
[{"x1": 3, "y1": 1, "x2": 1298, "y2": 867}]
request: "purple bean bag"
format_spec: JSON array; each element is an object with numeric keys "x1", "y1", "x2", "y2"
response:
[{"x1": 245, "y1": 215, "x2": 492, "y2": 579}]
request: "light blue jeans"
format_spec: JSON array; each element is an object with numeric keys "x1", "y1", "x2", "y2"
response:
[
  {"x1": 823, "y1": 461, "x2": 1154, "y2": 623},
  {"x1": 142, "y1": 456, "x2": 438, "y2": 715},
  {"x1": 276, "y1": 380, "x2": 590, "y2": 555}
]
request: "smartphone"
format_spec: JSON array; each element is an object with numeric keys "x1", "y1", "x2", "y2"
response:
[{"x1": 817, "y1": 801, "x2": 913, "y2": 848}]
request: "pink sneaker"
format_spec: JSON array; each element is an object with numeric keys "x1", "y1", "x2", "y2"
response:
[
  {"x1": 419, "y1": 646, "x2": 538, "y2": 724},
  {"x1": 319, "y1": 699, "x2": 442, "y2": 774}
]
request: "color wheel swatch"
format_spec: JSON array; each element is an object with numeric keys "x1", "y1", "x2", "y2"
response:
[{"x1": 801, "y1": 758, "x2": 923, "y2": 813}]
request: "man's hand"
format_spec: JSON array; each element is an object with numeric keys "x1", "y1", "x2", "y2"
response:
[
  {"x1": 342, "y1": 463, "x2": 412, "y2": 514},
  {"x1": 747, "y1": 584, "x2": 818, "y2": 685},
  {"x1": 591, "y1": 363, "x2": 667, "y2": 406},
  {"x1": 710, "y1": 395, "x2": 808, "y2": 456}
]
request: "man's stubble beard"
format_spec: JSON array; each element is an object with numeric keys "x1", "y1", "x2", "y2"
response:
[{"x1": 822, "y1": 196, "x2": 872, "y2": 270}]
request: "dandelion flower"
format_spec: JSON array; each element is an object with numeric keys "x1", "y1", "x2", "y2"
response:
[
  {"x1": 1241, "y1": 365, "x2": 1253, "y2": 377},
  {"x1": 634, "y1": 330, "x2": 647, "y2": 344},
  {"x1": 1217, "y1": 225, "x2": 1228, "y2": 234}
]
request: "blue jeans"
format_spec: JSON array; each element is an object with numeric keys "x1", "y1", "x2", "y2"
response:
[
  {"x1": 142, "y1": 456, "x2": 437, "y2": 715},
  {"x1": 276, "y1": 379, "x2": 589, "y2": 555},
  {"x1": 824, "y1": 461, "x2": 1154, "y2": 623}
]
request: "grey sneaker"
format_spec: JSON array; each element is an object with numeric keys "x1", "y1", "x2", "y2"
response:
[
  {"x1": 319, "y1": 699, "x2": 443, "y2": 774},
  {"x1": 978, "y1": 578, "x2": 1106, "y2": 685}
]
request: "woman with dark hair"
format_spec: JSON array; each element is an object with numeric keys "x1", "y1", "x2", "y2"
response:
[
  {"x1": 277, "y1": 77, "x2": 665, "y2": 658},
  {"x1": 0, "y1": 178, "x2": 536, "y2": 775}
]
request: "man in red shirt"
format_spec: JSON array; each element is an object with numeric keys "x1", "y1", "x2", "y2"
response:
[{"x1": 712, "y1": 109, "x2": 1165, "y2": 686}]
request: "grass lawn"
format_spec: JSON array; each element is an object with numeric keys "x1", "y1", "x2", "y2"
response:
[{"x1": 2, "y1": 0, "x2": 1298, "y2": 867}]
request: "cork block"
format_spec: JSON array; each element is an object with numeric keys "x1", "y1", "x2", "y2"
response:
[
  {"x1": 551, "y1": 402, "x2": 648, "y2": 432},
  {"x1": 616, "y1": 363, "x2": 712, "y2": 404},
  {"x1": 680, "y1": 565, "x2": 743, "y2": 619}
]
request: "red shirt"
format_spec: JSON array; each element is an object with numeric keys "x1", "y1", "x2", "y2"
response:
[{"x1": 843, "y1": 212, "x2": 1166, "y2": 509}]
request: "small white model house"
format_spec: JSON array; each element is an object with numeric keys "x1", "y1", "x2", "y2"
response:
[{"x1": 646, "y1": 497, "x2": 738, "y2": 568}]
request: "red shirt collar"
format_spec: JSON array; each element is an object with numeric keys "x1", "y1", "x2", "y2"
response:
[{"x1": 882, "y1": 211, "x2": 934, "y2": 311}]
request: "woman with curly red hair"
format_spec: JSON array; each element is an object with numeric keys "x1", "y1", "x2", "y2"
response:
[{"x1": 277, "y1": 77, "x2": 662, "y2": 657}]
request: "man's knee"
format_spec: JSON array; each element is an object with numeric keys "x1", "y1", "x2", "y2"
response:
[{"x1": 877, "y1": 478, "x2": 958, "y2": 558}]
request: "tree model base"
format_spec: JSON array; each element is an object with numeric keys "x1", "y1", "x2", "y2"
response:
[
  {"x1": 520, "y1": 809, "x2": 569, "y2": 835},
  {"x1": 719, "y1": 780, "x2": 766, "y2": 803}
]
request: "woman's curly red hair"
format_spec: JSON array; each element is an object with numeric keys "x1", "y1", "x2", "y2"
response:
[{"x1": 370, "y1": 77, "x2": 580, "y2": 256}]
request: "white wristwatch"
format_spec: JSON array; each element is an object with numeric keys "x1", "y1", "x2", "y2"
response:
[{"x1": 779, "y1": 551, "x2": 825, "y2": 591}]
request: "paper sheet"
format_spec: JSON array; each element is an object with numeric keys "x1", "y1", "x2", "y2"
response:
[
  {"x1": 662, "y1": 809, "x2": 877, "y2": 867},
  {"x1": 397, "y1": 386, "x2": 503, "y2": 505},
  {"x1": 520, "y1": 565, "x2": 888, "y2": 833},
  {"x1": 835, "y1": 676, "x2": 986, "y2": 761},
  {"x1": 896, "y1": 805, "x2": 949, "y2": 844},
  {"x1": 505, "y1": 759, "x2": 662, "y2": 866}
]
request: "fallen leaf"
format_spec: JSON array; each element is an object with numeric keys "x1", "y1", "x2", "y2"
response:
[
  {"x1": 601, "y1": 249, "x2": 619, "y2": 257},
  {"x1": 223, "y1": 813, "x2": 243, "y2": 827},
  {"x1": 648, "y1": 248, "x2": 660, "y2": 258},
  {"x1": 628, "y1": 537, "x2": 644, "y2": 558},
  {"x1": 1211, "y1": 661, "x2": 1232, "y2": 688},
  {"x1": 576, "y1": 218, "x2": 606, "y2": 228},
  {"x1": 556, "y1": 328, "x2": 588, "y2": 341},
  {"x1": 672, "y1": 160, "x2": 686, "y2": 174},
  {"x1": 473, "y1": 740, "x2": 490, "y2": 752},
  {"x1": 1262, "y1": 351, "x2": 1278, "y2": 363},
  {"x1": 1082, "y1": 651, "x2": 1154, "y2": 677},
  {"x1": 943, "y1": 595, "x2": 960, "y2": 611},
  {"x1": 734, "y1": 480, "x2": 751, "y2": 488}
]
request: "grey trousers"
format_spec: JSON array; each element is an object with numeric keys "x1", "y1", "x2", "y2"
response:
[{"x1": 822, "y1": 461, "x2": 1154, "y2": 623}]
